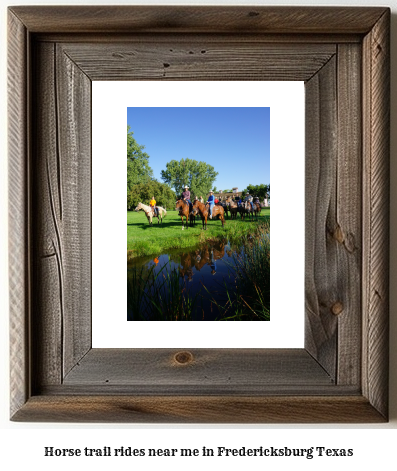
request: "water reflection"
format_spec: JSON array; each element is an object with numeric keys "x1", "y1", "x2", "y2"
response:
[
  {"x1": 128, "y1": 238, "x2": 234, "y2": 273},
  {"x1": 127, "y1": 231, "x2": 270, "y2": 321},
  {"x1": 127, "y1": 239, "x2": 240, "y2": 320},
  {"x1": 175, "y1": 239, "x2": 227, "y2": 280}
]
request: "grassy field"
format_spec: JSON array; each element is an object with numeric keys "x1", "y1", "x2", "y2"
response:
[{"x1": 127, "y1": 208, "x2": 270, "y2": 257}]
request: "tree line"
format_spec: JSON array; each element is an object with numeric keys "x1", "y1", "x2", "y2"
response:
[
  {"x1": 242, "y1": 183, "x2": 270, "y2": 200},
  {"x1": 127, "y1": 126, "x2": 269, "y2": 209},
  {"x1": 127, "y1": 126, "x2": 218, "y2": 209}
]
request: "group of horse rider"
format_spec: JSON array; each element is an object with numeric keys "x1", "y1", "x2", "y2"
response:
[
  {"x1": 180, "y1": 185, "x2": 215, "y2": 217},
  {"x1": 149, "y1": 185, "x2": 258, "y2": 220}
]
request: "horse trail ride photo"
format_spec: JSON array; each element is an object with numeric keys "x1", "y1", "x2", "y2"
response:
[{"x1": 127, "y1": 107, "x2": 270, "y2": 321}]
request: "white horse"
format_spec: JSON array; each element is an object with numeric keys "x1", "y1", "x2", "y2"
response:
[{"x1": 135, "y1": 202, "x2": 167, "y2": 226}]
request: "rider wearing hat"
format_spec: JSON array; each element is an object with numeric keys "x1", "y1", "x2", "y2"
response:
[
  {"x1": 244, "y1": 191, "x2": 254, "y2": 211},
  {"x1": 181, "y1": 185, "x2": 192, "y2": 212},
  {"x1": 181, "y1": 185, "x2": 191, "y2": 204},
  {"x1": 207, "y1": 190, "x2": 215, "y2": 219}
]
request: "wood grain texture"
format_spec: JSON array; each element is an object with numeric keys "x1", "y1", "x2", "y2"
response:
[
  {"x1": 304, "y1": 43, "x2": 363, "y2": 386},
  {"x1": 8, "y1": 10, "x2": 29, "y2": 419},
  {"x1": 305, "y1": 56, "x2": 338, "y2": 378},
  {"x1": 62, "y1": 349, "x2": 333, "y2": 390},
  {"x1": 335, "y1": 44, "x2": 362, "y2": 386},
  {"x1": 9, "y1": 6, "x2": 387, "y2": 34},
  {"x1": 56, "y1": 45, "x2": 91, "y2": 377},
  {"x1": 362, "y1": 9, "x2": 390, "y2": 419},
  {"x1": 34, "y1": 33, "x2": 363, "y2": 45},
  {"x1": 31, "y1": 42, "x2": 92, "y2": 387},
  {"x1": 59, "y1": 42, "x2": 335, "y2": 82},
  {"x1": 11, "y1": 396, "x2": 386, "y2": 424},
  {"x1": 8, "y1": 6, "x2": 390, "y2": 423},
  {"x1": 32, "y1": 42, "x2": 63, "y2": 387}
]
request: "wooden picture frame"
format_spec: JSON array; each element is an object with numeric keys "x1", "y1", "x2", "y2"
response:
[{"x1": 8, "y1": 6, "x2": 390, "y2": 423}]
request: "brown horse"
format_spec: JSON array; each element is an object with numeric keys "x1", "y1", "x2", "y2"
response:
[
  {"x1": 225, "y1": 196, "x2": 240, "y2": 220},
  {"x1": 175, "y1": 199, "x2": 195, "y2": 230},
  {"x1": 253, "y1": 201, "x2": 262, "y2": 219},
  {"x1": 192, "y1": 200, "x2": 225, "y2": 230},
  {"x1": 241, "y1": 200, "x2": 257, "y2": 221}
]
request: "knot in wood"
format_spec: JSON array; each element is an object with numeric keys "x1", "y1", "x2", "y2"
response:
[
  {"x1": 174, "y1": 351, "x2": 193, "y2": 364},
  {"x1": 333, "y1": 225, "x2": 344, "y2": 244},
  {"x1": 331, "y1": 302, "x2": 344, "y2": 316}
]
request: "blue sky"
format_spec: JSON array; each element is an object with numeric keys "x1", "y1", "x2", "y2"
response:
[{"x1": 127, "y1": 107, "x2": 270, "y2": 193}]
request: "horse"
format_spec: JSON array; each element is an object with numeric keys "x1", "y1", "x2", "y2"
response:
[
  {"x1": 240, "y1": 200, "x2": 256, "y2": 221},
  {"x1": 192, "y1": 200, "x2": 225, "y2": 230},
  {"x1": 225, "y1": 197, "x2": 240, "y2": 220},
  {"x1": 217, "y1": 200, "x2": 229, "y2": 219},
  {"x1": 253, "y1": 200, "x2": 262, "y2": 219},
  {"x1": 135, "y1": 202, "x2": 167, "y2": 226},
  {"x1": 175, "y1": 199, "x2": 195, "y2": 230}
]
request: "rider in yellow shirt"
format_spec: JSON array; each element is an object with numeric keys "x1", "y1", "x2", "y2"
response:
[{"x1": 149, "y1": 197, "x2": 157, "y2": 216}]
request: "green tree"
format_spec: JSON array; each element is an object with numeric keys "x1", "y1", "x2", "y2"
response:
[
  {"x1": 161, "y1": 158, "x2": 218, "y2": 200},
  {"x1": 128, "y1": 180, "x2": 176, "y2": 210},
  {"x1": 242, "y1": 183, "x2": 270, "y2": 199},
  {"x1": 127, "y1": 126, "x2": 153, "y2": 193}
]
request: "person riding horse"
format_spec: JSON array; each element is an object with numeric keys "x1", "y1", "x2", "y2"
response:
[
  {"x1": 181, "y1": 185, "x2": 192, "y2": 212},
  {"x1": 149, "y1": 196, "x2": 158, "y2": 217},
  {"x1": 244, "y1": 191, "x2": 254, "y2": 211},
  {"x1": 207, "y1": 190, "x2": 215, "y2": 219}
]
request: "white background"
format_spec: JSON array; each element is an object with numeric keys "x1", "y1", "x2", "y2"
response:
[
  {"x1": 92, "y1": 81, "x2": 304, "y2": 348},
  {"x1": 1, "y1": 0, "x2": 396, "y2": 469}
]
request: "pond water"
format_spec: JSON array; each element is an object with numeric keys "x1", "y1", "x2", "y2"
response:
[
  {"x1": 127, "y1": 234, "x2": 270, "y2": 321},
  {"x1": 127, "y1": 239, "x2": 241, "y2": 321}
]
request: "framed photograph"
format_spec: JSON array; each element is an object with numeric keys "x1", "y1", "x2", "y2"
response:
[
  {"x1": 8, "y1": 6, "x2": 390, "y2": 422},
  {"x1": 93, "y1": 80, "x2": 303, "y2": 345}
]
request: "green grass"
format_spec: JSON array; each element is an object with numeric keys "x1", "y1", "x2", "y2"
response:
[{"x1": 127, "y1": 208, "x2": 270, "y2": 257}]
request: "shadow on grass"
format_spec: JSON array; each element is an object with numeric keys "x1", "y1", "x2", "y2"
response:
[
  {"x1": 128, "y1": 215, "x2": 269, "y2": 232},
  {"x1": 127, "y1": 221, "x2": 200, "y2": 230}
]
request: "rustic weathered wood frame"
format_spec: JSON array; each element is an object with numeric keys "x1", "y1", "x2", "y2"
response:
[{"x1": 8, "y1": 6, "x2": 390, "y2": 423}]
